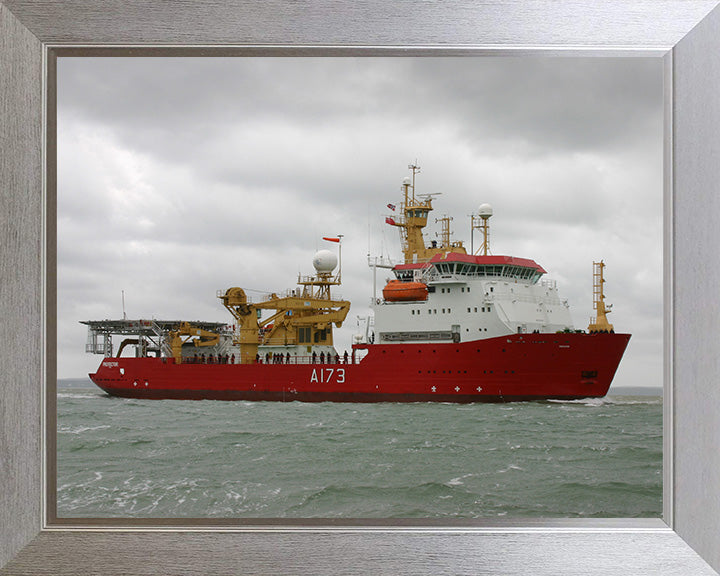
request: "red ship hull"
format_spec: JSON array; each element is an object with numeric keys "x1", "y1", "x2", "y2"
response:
[{"x1": 89, "y1": 332, "x2": 631, "y2": 402}]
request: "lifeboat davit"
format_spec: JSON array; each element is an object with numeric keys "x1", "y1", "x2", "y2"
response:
[{"x1": 382, "y1": 280, "x2": 429, "y2": 302}]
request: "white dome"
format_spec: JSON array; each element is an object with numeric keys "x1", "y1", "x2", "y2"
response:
[
  {"x1": 478, "y1": 203, "x2": 493, "y2": 218},
  {"x1": 313, "y1": 249, "x2": 338, "y2": 273},
  {"x1": 402, "y1": 177, "x2": 411, "y2": 186}
]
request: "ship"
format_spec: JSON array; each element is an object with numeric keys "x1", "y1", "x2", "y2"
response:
[{"x1": 82, "y1": 164, "x2": 630, "y2": 402}]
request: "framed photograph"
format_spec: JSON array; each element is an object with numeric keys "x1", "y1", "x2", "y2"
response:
[
  {"x1": 53, "y1": 55, "x2": 663, "y2": 522},
  {"x1": 2, "y1": 2, "x2": 720, "y2": 574}
]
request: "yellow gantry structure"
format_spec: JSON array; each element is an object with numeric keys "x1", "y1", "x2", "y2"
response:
[
  {"x1": 390, "y1": 164, "x2": 466, "y2": 264},
  {"x1": 588, "y1": 260, "x2": 615, "y2": 333},
  {"x1": 167, "y1": 322, "x2": 221, "y2": 364},
  {"x1": 220, "y1": 270, "x2": 350, "y2": 365}
]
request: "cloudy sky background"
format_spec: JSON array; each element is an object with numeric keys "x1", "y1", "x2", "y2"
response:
[{"x1": 57, "y1": 57, "x2": 663, "y2": 389}]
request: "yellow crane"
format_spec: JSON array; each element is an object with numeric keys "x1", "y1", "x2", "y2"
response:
[
  {"x1": 220, "y1": 260, "x2": 350, "y2": 365},
  {"x1": 167, "y1": 322, "x2": 221, "y2": 364}
]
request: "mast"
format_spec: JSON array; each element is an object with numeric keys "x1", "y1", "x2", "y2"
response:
[
  {"x1": 388, "y1": 164, "x2": 466, "y2": 264},
  {"x1": 588, "y1": 260, "x2": 615, "y2": 333},
  {"x1": 471, "y1": 203, "x2": 493, "y2": 256}
]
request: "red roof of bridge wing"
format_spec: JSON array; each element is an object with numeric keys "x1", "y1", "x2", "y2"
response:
[
  {"x1": 429, "y1": 252, "x2": 547, "y2": 274},
  {"x1": 392, "y1": 252, "x2": 546, "y2": 274}
]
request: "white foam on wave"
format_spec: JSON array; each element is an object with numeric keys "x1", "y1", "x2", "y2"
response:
[
  {"x1": 446, "y1": 473, "x2": 473, "y2": 486},
  {"x1": 548, "y1": 398, "x2": 607, "y2": 407},
  {"x1": 57, "y1": 392, "x2": 103, "y2": 400},
  {"x1": 497, "y1": 464, "x2": 524, "y2": 474},
  {"x1": 58, "y1": 424, "x2": 112, "y2": 434}
]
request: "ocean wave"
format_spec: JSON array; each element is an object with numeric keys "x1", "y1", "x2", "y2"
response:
[
  {"x1": 58, "y1": 424, "x2": 111, "y2": 435},
  {"x1": 497, "y1": 464, "x2": 525, "y2": 474},
  {"x1": 548, "y1": 398, "x2": 608, "y2": 407},
  {"x1": 56, "y1": 392, "x2": 662, "y2": 519},
  {"x1": 547, "y1": 396, "x2": 661, "y2": 408},
  {"x1": 445, "y1": 473, "x2": 474, "y2": 486},
  {"x1": 57, "y1": 392, "x2": 104, "y2": 400}
]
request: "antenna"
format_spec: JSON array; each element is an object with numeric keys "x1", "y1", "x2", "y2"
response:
[
  {"x1": 408, "y1": 162, "x2": 420, "y2": 202},
  {"x1": 471, "y1": 203, "x2": 493, "y2": 256},
  {"x1": 121, "y1": 290, "x2": 127, "y2": 320},
  {"x1": 337, "y1": 234, "x2": 344, "y2": 283}
]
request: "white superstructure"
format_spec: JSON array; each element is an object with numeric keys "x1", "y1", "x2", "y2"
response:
[{"x1": 371, "y1": 254, "x2": 574, "y2": 344}]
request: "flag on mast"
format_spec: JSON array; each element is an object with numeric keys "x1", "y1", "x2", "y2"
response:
[
  {"x1": 322, "y1": 237, "x2": 341, "y2": 243},
  {"x1": 387, "y1": 203, "x2": 396, "y2": 211},
  {"x1": 385, "y1": 217, "x2": 396, "y2": 226}
]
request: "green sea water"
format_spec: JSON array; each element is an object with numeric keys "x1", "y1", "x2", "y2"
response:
[{"x1": 57, "y1": 380, "x2": 662, "y2": 519}]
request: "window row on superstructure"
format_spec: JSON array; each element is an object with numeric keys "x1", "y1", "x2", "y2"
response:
[
  {"x1": 429, "y1": 262, "x2": 542, "y2": 283},
  {"x1": 409, "y1": 306, "x2": 493, "y2": 315}
]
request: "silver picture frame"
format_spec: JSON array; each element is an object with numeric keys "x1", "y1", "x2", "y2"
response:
[{"x1": 2, "y1": 1, "x2": 720, "y2": 574}]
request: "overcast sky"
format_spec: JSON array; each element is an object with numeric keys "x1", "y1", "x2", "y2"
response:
[{"x1": 57, "y1": 57, "x2": 663, "y2": 389}]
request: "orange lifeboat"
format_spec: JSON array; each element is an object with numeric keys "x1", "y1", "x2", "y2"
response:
[{"x1": 382, "y1": 280, "x2": 429, "y2": 302}]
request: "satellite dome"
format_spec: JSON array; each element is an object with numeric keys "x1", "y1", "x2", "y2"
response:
[
  {"x1": 478, "y1": 203, "x2": 493, "y2": 218},
  {"x1": 313, "y1": 249, "x2": 338, "y2": 273},
  {"x1": 402, "y1": 177, "x2": 411, "y2": 186}
]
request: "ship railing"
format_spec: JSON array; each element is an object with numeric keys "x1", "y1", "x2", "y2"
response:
[
  {"x1": 483, "y1": 291, "x2": 564, "y2": 306},
  {"x1": 150, "y1": 320, "x2": 174, "y2": 357},
  {"x1": 183, "y1": 353, "x2": 361, "y2": 365},
  {"x1": 85, "y1": 330, "x2": 106, "y2": 354},
  {"x1": 367, "y1": 255, "x2": 398, "y2": 269},
  {"x1": 257, "y1": 353, "x2": 358, "y2": 365}
]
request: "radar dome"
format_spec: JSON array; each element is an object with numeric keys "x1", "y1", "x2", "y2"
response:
[
  {"x1": 313, "y1": 250, "x2": 338, "y2": 273},
  {"x1": 402, "y1": 177, "x2": 411, "y2": 186},
  {"x1": 478, "y1": 203, "x2": 493, "y2": 218}
]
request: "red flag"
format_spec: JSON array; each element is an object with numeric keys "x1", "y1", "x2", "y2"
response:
[
  {"x1": 387, "y1": 203, "x2": 396, "y2": 211},
  {"x1": 385, "y1": 217, "x2": 396, "y2": 226},
  {"x1": 322, "y1": 237, "x2": 341, "y2": 243}
]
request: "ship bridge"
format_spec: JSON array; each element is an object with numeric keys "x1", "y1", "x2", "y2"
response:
[{"x1": 393, "y1": 253, "x2": 546, "y2": 284}]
